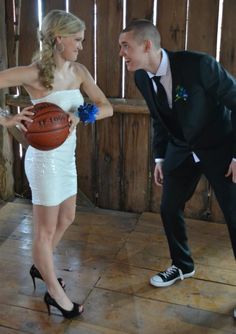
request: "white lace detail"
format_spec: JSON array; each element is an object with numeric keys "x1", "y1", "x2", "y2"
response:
[{"x1": 161, "y1": 265, "x2": 184, "y2": 280}]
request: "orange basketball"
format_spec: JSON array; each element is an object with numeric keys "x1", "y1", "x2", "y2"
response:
[{"x1": 24, "y1": 102, "x2": 70, "y2": 150}]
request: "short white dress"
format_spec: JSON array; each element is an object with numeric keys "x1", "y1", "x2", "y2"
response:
[{"x1": 24, "y1": 89, "x2": 84, "y2": 206}]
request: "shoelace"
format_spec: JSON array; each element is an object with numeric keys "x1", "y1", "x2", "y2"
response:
[{"x1": 161, "y1": 265, "x2": 184, "y2": 280}]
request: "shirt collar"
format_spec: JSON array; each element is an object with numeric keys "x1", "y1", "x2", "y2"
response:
[{"x1": 147, "y1": 49, "x2": 169, "y2": 79}]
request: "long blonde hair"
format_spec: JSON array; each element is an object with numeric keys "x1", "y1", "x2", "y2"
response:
[{"x1": 33, "y1": 9, "x2": 85, "y2": 89}]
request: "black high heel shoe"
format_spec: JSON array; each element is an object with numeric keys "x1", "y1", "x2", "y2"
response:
[
  {"x1": 44, "y1": 292, "x2": 84, "y2": 318},
  {"x1": 30, "y1": 265, "x2": 66, "y2": 290}
]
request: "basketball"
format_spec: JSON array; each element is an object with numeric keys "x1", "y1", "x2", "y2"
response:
[{"x1": 24, "y1": 102, "x2": 70, "y2": 150}]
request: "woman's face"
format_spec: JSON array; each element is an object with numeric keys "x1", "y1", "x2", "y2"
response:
[{"x1": 58, "y1": 31, "x2": 85, "y2": 61}]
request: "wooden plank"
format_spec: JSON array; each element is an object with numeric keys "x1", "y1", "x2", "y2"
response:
[
  {"x1": 76, "y1": 125, "x2": 96, "y2": 203},
  {"x1": 18, "y1": 0, "x2": 38, "y2": 67},
  {"x1": 0, "y1": 0, "x2": 14, "y2": 200},
  {"x1": 96, "y1": 0, "x2": 123, "y2": 97},
  {"x1": 125, "y1": 0, "x2": 153, "y2": 99},
  {"x1": 5, "y1": 0, "x2": 16, "y2": 69},
  {"x1": 122, "y1": 114, "x2": 150, "y2": 212},
  {"x1": 96, "y1": 114, "x2": 122, "y2": 210},
  {"x1": 69, "y1": 0, "x2": 94, "y2": 75},
  {"x1": 6, "y1": 94, "x2": 149, "y2": 114},
  {"x1": 42, "y1": 0, "x2": 66, "y2": 15},
  {"x1": 156, "y1": 0, "x2": 187, "y2": 50},
  {"x1": 220, "y1": 0, "x2": 236, "y2": 76},
  {"x1": 187, "y1": 0, "x2": 219, "y2": 56}
]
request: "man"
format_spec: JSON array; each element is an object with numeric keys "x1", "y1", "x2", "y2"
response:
[{"x1": 119, "y1": 19, "x2": 236, "y2": 314}]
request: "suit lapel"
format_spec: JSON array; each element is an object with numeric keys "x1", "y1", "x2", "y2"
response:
[{"x1": 167, "y1": 51, "x2": 181, "y2": 105}]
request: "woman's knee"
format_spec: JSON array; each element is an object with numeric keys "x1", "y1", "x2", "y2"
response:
[
  {"x1": 34, "y1": 227, "x2": 55, "y2": 244},
  {"x1": 58, "y1": 210, "x2": 75, "y2": 229}
]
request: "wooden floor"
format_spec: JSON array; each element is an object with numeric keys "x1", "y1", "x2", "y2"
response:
[{"x1": 0, "y1": 200, "x2": 236, "y2": 334}]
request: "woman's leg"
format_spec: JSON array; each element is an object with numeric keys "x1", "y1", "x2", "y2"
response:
[
  {"x1": 52, "y1": 195, "x2": 76, "y2": 249},
  {"x1": 32, "y1": 202, "x2": 77, "y2": 311}
]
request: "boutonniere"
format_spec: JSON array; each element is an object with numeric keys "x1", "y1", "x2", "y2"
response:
[{"x1": 175, "y1": 85, "x2": 188, "y2": 102}]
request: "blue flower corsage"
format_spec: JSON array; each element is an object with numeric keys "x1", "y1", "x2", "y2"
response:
[
  {"x1": 175, "y1": 85, "x2": 188, "y2": 102},
  {"x1": 75, "y1": 103, "x2": 98, "y2": 124}
]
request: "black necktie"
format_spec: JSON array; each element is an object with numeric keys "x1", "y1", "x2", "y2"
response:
[{"x1": 152, "y1": 76, "x2": 170, "y2": 110}]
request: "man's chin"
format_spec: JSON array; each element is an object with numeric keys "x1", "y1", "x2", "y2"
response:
[{"x1": 126, "y1": 63, "x2": 138, "y2": 72}]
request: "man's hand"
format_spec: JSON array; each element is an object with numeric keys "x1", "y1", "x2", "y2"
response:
[
  {"x1": 2, "y1": 106, "x2": 34, "y2": 131},
  {"x1": 154, "y1": 161, "x2": 164, "y2": 186},
  {"x1": 225, "y1": 159, "x2": 236, "y2": 183}
]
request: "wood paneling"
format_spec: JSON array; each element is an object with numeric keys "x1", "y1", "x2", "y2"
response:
[
  {"x1": 42, "y1": 0, "x2": 66, "y2": 15},
  {"x1": 69, "y1": 0, "x2": 94, "y2": 76},
  {"x1": 18, "y1": 0, "x2": 39, "y2": 67},
  {"x1": 187, "y1": 0, "x2": 219, "y2": 56},
  {"x1": 96, "y1": 114, "x2": 122, "y2": 210},
  {"x1": 220, "y1": 0, "x2": 236, "y2": 75},
  {"x1": 122, "y1": 114, "x2": 150, "y2": 212},
  {"x1": 76, "y1": 125, "x2": 96, "y2": 202},
  {"x1": 96, "y1": 0, "x2": 123, "y2": 97},
  {"x1": 156, "y1": 0, "x2": 187, "y2": 50}
]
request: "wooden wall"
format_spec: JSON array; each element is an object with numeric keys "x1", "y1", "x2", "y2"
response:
[{"x1": 3, "y1": 0, "x2": 236, "y2": 222}]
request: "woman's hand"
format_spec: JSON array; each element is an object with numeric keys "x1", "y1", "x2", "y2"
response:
[
  {"x1": 1, "y1": 106, "x2": 34, "y2": 131},
  {"x1": 68, "y1": 112, "x2": 80, "y2": 133}
]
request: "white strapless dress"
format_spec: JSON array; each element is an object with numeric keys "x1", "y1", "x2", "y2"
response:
[{"x1": 24, "y1": 89, "x2": 84, "y2": 206}]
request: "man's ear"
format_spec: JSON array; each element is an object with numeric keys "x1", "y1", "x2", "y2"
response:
[{"x1": 144, "y1": 39, "x2": 152, "y2": 52}]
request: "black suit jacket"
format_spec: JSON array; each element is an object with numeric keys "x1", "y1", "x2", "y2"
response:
[{"x1": 135, "y1": 50, "x2": 236, "y2": 169}]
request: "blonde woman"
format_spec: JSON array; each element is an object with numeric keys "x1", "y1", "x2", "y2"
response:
[{"x1": 0, "y1": 9, "x2": 113, "y2": 318}]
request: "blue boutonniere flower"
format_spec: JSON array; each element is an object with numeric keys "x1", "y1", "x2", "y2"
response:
[
  {"x1": 175, "y1": 85, "x2": 188, "y2": 102},
  {"x1": 76, "y1": 103, "x2": 98, "y2": 124}
]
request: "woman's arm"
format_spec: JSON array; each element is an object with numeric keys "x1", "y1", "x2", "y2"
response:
[
  {"x1": 79, "y1": 64, "x2": 113, "y2": 120},
  {"x1": 0, "y1": 66, "x2": 36, "y2": 128}
]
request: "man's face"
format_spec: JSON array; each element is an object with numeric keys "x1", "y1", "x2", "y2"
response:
[{"x1": 119, "y1": 31, "x2": 146, "y2": 72}]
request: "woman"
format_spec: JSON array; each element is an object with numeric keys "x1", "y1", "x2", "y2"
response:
[{"x1": 0, "y1": 9, "x2": 113, "y2": 318}]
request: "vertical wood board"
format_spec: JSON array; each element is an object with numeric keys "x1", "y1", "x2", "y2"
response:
[
  {"x1": 76, "y1": 125, "x2": 96, "y2": 202},
  {"x1": 42, "y1": 0, "x2": 66, "y2": 15},
  {"x1": 187, "y1": 0, "x2": 219, "y2": 56},
  {"x1": 96, "y1": 114, "x2": 122, "y2": 210},
  {"x1": 18, "y1": 0, "x2": 39, "y2": 67},
  {"x1": 219, "y1": 0, "x2": 236, "y2": 76},
  {"x1": 122, "y1": 114, "x2": 150, "y2": 212},
  {"x1": 69, "y1": 0, "x2": 95, "y2": 76},
  {"x1": 96, "y1": 0, "x2": 123, "y2": 97},
  {"x1": 156, "y1": 0, "x2": 187, "y2": 50}
]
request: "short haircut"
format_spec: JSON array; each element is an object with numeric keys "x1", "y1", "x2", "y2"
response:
[{"x1": 122, "y1": 19, "x2": 161, "y2": 50}]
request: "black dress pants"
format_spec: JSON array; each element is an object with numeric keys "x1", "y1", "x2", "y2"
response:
[{"x1": 160, "y1": 139, "x2": 236, "y2": 273}]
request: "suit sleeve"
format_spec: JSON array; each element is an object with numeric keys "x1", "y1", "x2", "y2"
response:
[
  {"x1": 200, "y1": 55, "x2": 236, "y2": 157},
  {"x1": 151, "y1": 117, "x2": 169, "y2": 159}
]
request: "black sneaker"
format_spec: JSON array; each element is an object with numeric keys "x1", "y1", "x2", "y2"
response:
[{"x1": 150, "y1": 265, "x2": 195, "y2": 287}]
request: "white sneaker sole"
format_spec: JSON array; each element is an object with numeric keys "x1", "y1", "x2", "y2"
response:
[{"x1": 150, "y1": 270, "x2": 195, "y2": 287}]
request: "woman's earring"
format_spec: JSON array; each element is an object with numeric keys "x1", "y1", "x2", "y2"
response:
[{"x1": 55, "y1": 42, "x2": 65, "y2": 53}]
